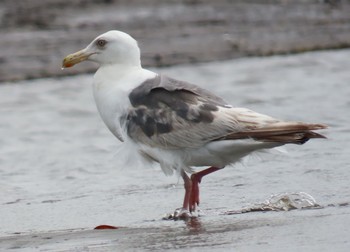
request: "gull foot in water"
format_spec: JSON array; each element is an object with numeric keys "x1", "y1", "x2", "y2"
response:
[
  {"x1": 163, "y1": 208, "x2": 201, "y2": 220},
  {"x1": 174, "y1": 208, "x2": 191, "y2": 220}
]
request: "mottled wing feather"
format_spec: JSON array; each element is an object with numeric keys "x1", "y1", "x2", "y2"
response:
[
  {"x1": 126, "y1": 75, "x2": 327, "y2": 149},
  {"x1": 127, "y1": 75, "x2": 237, "y2": 149}
]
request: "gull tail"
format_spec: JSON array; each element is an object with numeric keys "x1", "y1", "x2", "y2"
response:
[{"x1": 223, "y1": 122, "x2": 327, "y2": 145}]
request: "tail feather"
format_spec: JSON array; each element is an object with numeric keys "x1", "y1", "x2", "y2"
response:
[{"x1": 222, "y1": 122, "x2": 327, "y2": 145}]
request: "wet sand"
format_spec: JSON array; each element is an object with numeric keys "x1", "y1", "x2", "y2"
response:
[
  {"x1": 0, "y1": 49, "x2": 349, "y2": 251},
  {"x1": 1, "y1": 208, "x2": 349, "y2": 251}
]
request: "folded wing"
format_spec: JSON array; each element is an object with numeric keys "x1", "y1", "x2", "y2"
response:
[{"x1": 126, "y1": 75, "x2": 327, "y2": 149}]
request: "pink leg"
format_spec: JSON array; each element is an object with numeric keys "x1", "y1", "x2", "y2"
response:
[
  {"x1": 181, "y1": 170, "x2": 192, "y2": 211},
  {"x1": 189, "y1": 167, "x2": 221, "y2": 212}
]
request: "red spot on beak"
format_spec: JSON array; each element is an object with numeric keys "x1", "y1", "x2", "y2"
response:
[{"x1": 63, "y1": 62, "x2": 74, "y2": 68}]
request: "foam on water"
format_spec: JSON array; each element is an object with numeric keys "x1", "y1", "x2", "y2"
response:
[{"x1": 225, "y1": 192, "x2": 320, "y2": 215}]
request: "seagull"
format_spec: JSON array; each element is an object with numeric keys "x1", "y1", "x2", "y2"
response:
[{"x1": 62, "y1": 30, "x2": 327, "y2": 217}]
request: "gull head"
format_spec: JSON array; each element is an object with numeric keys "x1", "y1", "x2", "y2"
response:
[{"x1": 62, "y1": 30, "x2": 141, "y2": 68}]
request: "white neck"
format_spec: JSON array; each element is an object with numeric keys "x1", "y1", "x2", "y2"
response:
[{"x1": 92, "y1": 64, "x2": 157, "y2": 141}]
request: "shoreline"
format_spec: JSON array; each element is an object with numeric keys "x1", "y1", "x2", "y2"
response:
[{"x1": 1, "y1": 0, "x2": 350, "y2": 82}]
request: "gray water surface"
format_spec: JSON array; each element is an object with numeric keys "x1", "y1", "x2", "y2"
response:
[{"x1": 0, "y1": 50, "x2": 349, "y2": 251}]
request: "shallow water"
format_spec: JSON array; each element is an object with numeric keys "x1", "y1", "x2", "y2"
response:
[{"x1": 0, "y1": 50, "x2": 349, "y2": 251}]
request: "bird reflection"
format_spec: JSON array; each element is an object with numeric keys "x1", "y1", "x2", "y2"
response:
[{"x1": 184, "y1": 217, "x2": 205, "y2": 234}]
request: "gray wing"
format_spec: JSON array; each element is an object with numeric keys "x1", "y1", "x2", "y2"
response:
[
  {"x1": 125, "y1": 76, "x2": 327, "y2": 149},
  {"x1": 126, "y1": 74, "x2": 235, "y2": 149},
  {"x1": 126, "y1": 75, "x2": 327, "y2": 149}
]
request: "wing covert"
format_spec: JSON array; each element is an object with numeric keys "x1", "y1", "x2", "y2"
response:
[{"x1": 126, "y1": 75, "x2": 234, "y2": 149}]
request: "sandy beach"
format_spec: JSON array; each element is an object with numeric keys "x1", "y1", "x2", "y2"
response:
[
  {"x1": 1, "y1": 0, "x2": 350, "y2": 81},
  {"x1": 0, "y1": 49, "x2": 349, "y2": 251}
]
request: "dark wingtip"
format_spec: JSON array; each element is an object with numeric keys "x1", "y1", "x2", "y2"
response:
[
  {"x1": 297, "y1": 131, "x2": 327, "y2": 145},
  {"x1": 308, "y1": 131, "x2": 327, "y2": 139}
]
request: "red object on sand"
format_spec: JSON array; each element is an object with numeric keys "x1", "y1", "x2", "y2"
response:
[{"x1": 94, "y1": 225, "x2": 119, "y2": 230}]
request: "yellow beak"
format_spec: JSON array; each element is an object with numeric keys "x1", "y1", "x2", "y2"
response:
[{"x1": 62, "y1": 49, "x2": 91, "y2": 68}]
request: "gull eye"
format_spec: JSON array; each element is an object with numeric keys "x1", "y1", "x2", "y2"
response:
[{"x1": 96, "y1": 39, "x2": 107, "y2": 48}]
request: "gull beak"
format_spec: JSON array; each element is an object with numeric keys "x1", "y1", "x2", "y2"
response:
[{"x1": 62, "y1": 48, "x2": 92, "y2": 68}]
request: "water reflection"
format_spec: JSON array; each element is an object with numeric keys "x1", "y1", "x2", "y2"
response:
[{"x1": 184, "y1": 217, "x2": 205, "y2": 234}]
